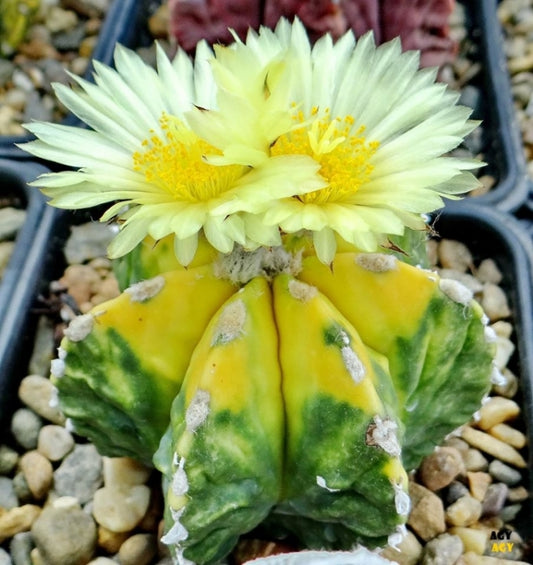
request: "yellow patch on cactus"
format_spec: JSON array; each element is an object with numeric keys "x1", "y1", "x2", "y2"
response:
[
  {"x1": 299, "y1": 252, "x2": 437, "y2": 354},
  {"x1": 90, "y1": 266, "x2": 235, "y2": 383}
]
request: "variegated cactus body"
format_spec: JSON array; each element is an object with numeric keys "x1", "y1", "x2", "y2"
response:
[{"x1": 53, "y1": 236, "x2": 494, "y2": 563}]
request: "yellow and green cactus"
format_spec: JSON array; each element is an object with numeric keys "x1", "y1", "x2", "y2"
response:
[
  {"x1": 0, "y1": 0, "x2": 40, "y2": 57},
  {"x1": 53, "y1": 238, "x2": 493, "y2": 563},
  {"x1": 21, "y1": 19, "x2": 495, "y2": 565}
]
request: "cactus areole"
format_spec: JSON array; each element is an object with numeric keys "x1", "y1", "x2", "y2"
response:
[{"x1": 20, "y1": 17, "x2": 494, "y2": 565}]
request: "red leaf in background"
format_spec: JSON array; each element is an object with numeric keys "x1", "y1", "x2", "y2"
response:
[
  {"x1": 168, "y1": 0, "x2": 261, "y2": 52},
  {"x1": 380, "y1": 0, "x2": 458, "y2": 67},
  {"x1": 167, "y1": 0, "x2": 457, "y2": 68},
  {"x1": 263, "y1": 0, "x2": 348, "y2": 41}
]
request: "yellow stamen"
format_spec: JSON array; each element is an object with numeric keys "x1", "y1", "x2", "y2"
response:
[
  {"x1": 133, "y1": 114, "x2": 245, "y2": 203},
  {"x1": 271, "y1": 109, "x2": 379, "y2": 204}
]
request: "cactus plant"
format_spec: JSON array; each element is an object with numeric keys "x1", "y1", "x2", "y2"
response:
[{"x1": 22, "y1": 18, "x2": 494, "y2": 565}]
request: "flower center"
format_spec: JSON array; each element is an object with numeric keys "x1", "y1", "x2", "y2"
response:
[
  {"x1": 271, "y1": 108, "x2": 379, "y2": 204},
  {"x1": 133, "y1": 114, "x2": 245, "y2": 203}
]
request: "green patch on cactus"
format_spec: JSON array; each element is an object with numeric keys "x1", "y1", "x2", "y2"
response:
[
  {"x1": 155, "y1": 277, "x2": 284, "y2": 565},
  {"x1": 399, "y1": 299, "x2": 493, "y2": 469},
  {"x1": 273, "y1": 395, "x2": 406, "y2": 548},
  {"x1": 57, "y1": 328, "x2": 178, "y2": 465},
  {"x1": 298, "y1": 253, "x2": 493, "y2": 471}
]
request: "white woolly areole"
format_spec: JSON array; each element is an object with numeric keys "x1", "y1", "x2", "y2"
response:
[
  {"x1": 65, "y1": 418, "x2": 76, "y2": 433},
  {"x1": 161, "y1": 507, "x2": 188, "y2": 546},
  {"x1": 49, "y1": 386, "x2": 59, "y2": 408},
  {"x1": 125, "y1": 275, "x2": 165, "y2": 302},
  {"x1": 288, "y1": 279, "x2": 318, "y2": 302},
  {"x1": 387, "y1": 524, "x2": 407, "y2": 549},
  {"x1": 356, "y1": 253, "x2": 398, "y2": 272},
  {"x1": 366, "y1": 416, "x2": 401, "y2": 458},
  {"x1": 63, "y1": 314, "x2": 93, "y2": 342},
  {"x1": 341, "y1": 346, "x2": 366, "y2": 383},
  {"x1": 185, "y1": 389, "x2": 210, "y2": 432},
  {"x1": 316, "y1": 475, "x2": 340, "y2": 492},
  {"x1": 484, "y1": 325, "x2": 498, "y2": 343},
  {"x1": 212, "y1": 300, "x2": 246, "y2": 345},
  {"x1": 57, "y1": 346, "x2": 67, "y2": 360},
  {"x1": 50, "y1": 358, "x2": 66, "y2": 379},
  {"x1": 439, "y1": 278, "x2": 473, "y2": 306},
  {"x1": 171, "y1": 456, "x2": 189, "y2": 496},
  {"x1": 214, "y1": 245, "x2": 302, "y2": 284},
  {"x1": 490, "y1": 365, "x2": 507, "y2": 386},
  {"x1": 393, "y1": 482, "x2": 411, "y2": 517}
]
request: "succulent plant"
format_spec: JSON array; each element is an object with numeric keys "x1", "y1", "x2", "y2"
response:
[
  {"x1": 23, "y1": 19, "x2": 492, "y2": 565},
  {"x1": 52, "y1": 235, "x2": 493, "y2": 563},
  {"x1": 0, "y1": 0, "x2": 40, "y2": 57}
]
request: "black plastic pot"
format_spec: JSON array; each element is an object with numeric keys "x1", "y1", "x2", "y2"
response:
[
  {"x1": 446, "y1": 0, "x2": 529, "y2": 212},
  {"x1": 431, "y1": 202, "x2": 533, "y2": 547},
  {"x1": 0, "y1": 159, "x2": 59, "y2": 425},
  {"x1": 0, "y1": 0, "x2": 142, "y2": 160}
]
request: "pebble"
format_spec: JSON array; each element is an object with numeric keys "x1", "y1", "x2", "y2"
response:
[
  {"x1": 448, "y1": 526, "x2": 488, "y2": 555},
  {"x1": 461, "y1": 426, "x2": 527, "y2": 468},
  {"x1": 18, "y1": 451, "x2": 53, "y2": 501},
  {"x1": 437, "y1": 240, "x2": 473, "y2": 272},
  {"x1": 462, "y1": 448, "x2": 489, "y2": 472},
  {"x1": 488, "y1": 423, "x2": 526, "y2": 449},
  {"x1": 477, "y1": 397, "x2": 520, "y2": 431},
  {"x1": 9, "y1": 409, "x2": 42, "y2": 451},
  {"x1": 0, "y1": 505, "x2": 41, "y2": 543},
  {"x1": 53, "y1": 444, "x2": 103, "y2": 504},
  {"x1": 31, "y1": 503, "x2": 97, "y2": 565},
  {"x1": 11, "y1": 474, "x2": 32, "y2": 505},
  {"x1": 482, "y1": 483, "x2": 509, "y2": 517},
  {"x1": 92, "y1": 484, "x2": 151, "y2": 533},
  {"x1": 37, "y1": 425, "x2": 74, "y2": 461},
  {"x1": 102, "y1": 457, "x2": 152, "y2": 488},
  {"x1": 0, "y1": 446, "x2": 18, "y2": 476},
  {"x1": 488, "y1": 460, "x2": 523, "y2": 486},
  {"x1": 480, "y1": 284, "x2": 512, "y2": 322},
  {"x1": 421, "y1": 533, "x2": 463, "y2": 565},
  {"x1": 0, "y1": 208, "x2": 27, "y2": 241},
  {"x1": 9, "y1": 531, "x2": 35, "y2": 565},
  {"x1": 445, "y1": 495, "x2": 482, "y2": 527},
  {"x1": 466, "y1": 472, "x2": 492, "y2": 501},
  {"x1": 18, "y1": 375, "x2": 65, "y2": 425},
  {"x1": 97, "y1": 525, "x2": 130, "y2": 553},
  {"x1": 419, "y1": 447, "x2": 465, "y2": 491},
  {"x1": 0, "y1": 477, "x2": 18, "y2": 510},
  {"x1": 64, "y1": 222, "x2": 117, "y2": 265},
  {"x1": 407, "y1": 482, "x2": 446, "y2": 541},
  {"x1": 27, "y1": 317, "x2": 56, "y2": 378},
  {"x1": 380, "y1": 530, "x2": 423, "y2": 565},
  {"x1": 117, "y1": 533, "x2": 158, "y2": 565},
  {"x1": 0, "y1": 548, "x2": 11, "y2": 565}
]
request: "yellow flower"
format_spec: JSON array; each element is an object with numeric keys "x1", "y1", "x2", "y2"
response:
[
  {"x1": 20, "y1": 41, "x2": 323, "y2": 265},
  {"x1": 21, "y1": 19, "x2": 481, "y2": 265},
  {"x1": 192, "y1": 20, "x2": 481, "y2": 263}
]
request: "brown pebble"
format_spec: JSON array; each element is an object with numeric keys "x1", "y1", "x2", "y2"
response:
[
  {"x1": 97, "y1": 525, "x2": 130, "y2": 553},
  {"x1": 420, "y1": 447, "x2": 465, "y2": 491},
  {"x1": 19, "y1": 451, "x2": 53, "y2": 500},
  {"x1": 407, "y1": 482, "x2": 446, "y2": 541},
  {"x1": 467, "y1": 471, "x2": 492, "y2": 501},
  {"x1": 0, "y1": 505, "x2": 42, "y2": 543}
]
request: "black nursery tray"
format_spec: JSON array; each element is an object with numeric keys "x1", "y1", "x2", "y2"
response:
[
  {"x1": 0, "y1": 159, "x2": 56, "y2": 424},
  {"x1": 448, "y1": 0, "x2": 528, "y2": 211},
  {"x1": 431, "y1": 202, "x2": 533, "y2": 546},
  {"x1": 0, "y1": 0, "x2": 142, "y2": 160}
]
